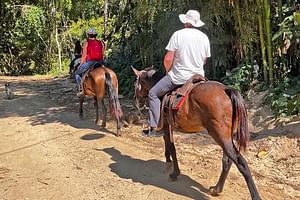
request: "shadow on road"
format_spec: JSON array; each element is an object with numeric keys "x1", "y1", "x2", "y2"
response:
[
  {"x1": 80, "y1": 132, "x2": 106, "y2": 140},
  {"x1": 1, "y1": 77, "x2": 299, "y2": 141},
  {"x1": 97, "y1": 147, "x2": 210, "y2": 200},
  {"x1": 0, "y1": 78, "x2": 119, "y2": 135}
]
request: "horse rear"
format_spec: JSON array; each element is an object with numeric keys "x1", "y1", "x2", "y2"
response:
[
  {"x1": 163, "y1": 81, "x2": 259, "y2": 199},
  {"x1": 172, "y1": 81, "x2": 231, "y2": 133},
  {"x1": 79, "y1": 66, "x2": 123, "y2": 136}
]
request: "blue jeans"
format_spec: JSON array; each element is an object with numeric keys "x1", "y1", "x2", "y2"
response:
[
  {"x1": 75, "y1": 60, "x2": 103, "y2": 90},
  {"x1": 148, "y1": 75, "x2": 179, "y2": 128}
]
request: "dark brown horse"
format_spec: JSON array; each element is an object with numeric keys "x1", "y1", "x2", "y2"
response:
[
  {"x1": 79, "y1": 64, "x2": 123, "y2": 136},
  {"x1": 131, "y1": 66, "x2": 260, "y2": 200}
]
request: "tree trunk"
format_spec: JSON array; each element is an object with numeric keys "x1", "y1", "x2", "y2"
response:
[
  {"x1": 104, "y1": 0, "x2": 108, "y2": 39},
  {"x1": 52, "y1": 0, "x2": 61, "y2": 70},
  {"x1": 234, "y1": 0, "x2": 244, "y2": 62},
  {"x1": 45, "y1": 0, "x2": 53, "y2": 72},
  {"x1": 263, "y1": 0, "x2": 273, "y2": 83},
  {"x1": 256, "y1": 0, "x2": 268, "y2": 82},
  {"x1": 243, "y1": 0, "x2": 251, "y2": 62},
  {"x1": 55, "y1": 25, "x2": 62, "y2": 70},
  {"x1": 278, "y1": 0, "x2": 283, "y2": 23}
]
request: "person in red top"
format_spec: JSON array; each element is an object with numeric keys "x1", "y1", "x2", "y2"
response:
[{"x1": 75, "y1": 28, "x2": 105, "y2": 96}]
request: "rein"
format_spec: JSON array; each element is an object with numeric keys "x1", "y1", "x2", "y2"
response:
[
  {"x1": 134, "y1": 76, "x2": 148, "y2": 111},
  {"x1": 133, "y1": 68, "x2": 164, "y2": 111}
]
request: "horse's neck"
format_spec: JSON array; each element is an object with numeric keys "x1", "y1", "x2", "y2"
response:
[{"x1": 151, "y1": 71, "x2": 165, "y2": 86}]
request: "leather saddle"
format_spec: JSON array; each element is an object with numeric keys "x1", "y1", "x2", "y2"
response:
[
  {"x1": 163, "y1": 74, "x2": 207, "y2": 110},
  {"x1": 157, "y1": 74, "x2": 207, "y2": 140}
]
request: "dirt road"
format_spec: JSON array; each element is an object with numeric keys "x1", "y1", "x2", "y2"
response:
[{"x1": 0, "y1": 76, "x2": 299, "y2": 200}]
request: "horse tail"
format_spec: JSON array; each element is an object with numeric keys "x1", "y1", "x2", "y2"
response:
[
  {"x1": 104, "y1": 71, "x2": 123, "y2": 119},
  {"x1": 225, "y1": 88, "x2": 250, "y2": 152}
]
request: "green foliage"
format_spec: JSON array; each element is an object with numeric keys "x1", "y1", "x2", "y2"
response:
[
  {"x1": 14, "y1": 6, "x2": 47, "y2": 69},
  {"x1": 105, "y1": 44, "x2": 139, "y2": 97},
  {"x1": 201, "y1": 1, "x2": 232, "y2": 79},
  {"x1": 272, "y1": 15, "x2": 294, "y2": 41},
  {"x1": 69, "y1": 17, "x2": 105, "y2": 41},
  {"x1": 264, "y1": 76, "x2": 300, "y2": 117},
  {"x1": 0, "y1": 0, "x2": 299, "y2": 107},
  {"x1": 272, "y1": 3, "x2": 300, "y2": 81},
  {"x1": 294, "y1": 12, "x2": 300, "y2": 25},
  {"x1": 69, "y1": 0, "x2": 104, "y2": 20},
  {"x1": 0, "y1": 4, "x2": 49, "y2": 75},
  {"x1": 221, "y1": 64, "x2": 252, "y2": 92},
  {"x1": 48, "y1": 58, "x2": 69, "y2": 76}
]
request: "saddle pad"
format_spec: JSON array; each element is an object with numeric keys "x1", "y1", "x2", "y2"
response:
[
  {"x1": 157, "y1": 75, "x2": 207, "y2": 131},
  {"x1": 172, "y1": 94, "x2": 188, "y2": 110}
]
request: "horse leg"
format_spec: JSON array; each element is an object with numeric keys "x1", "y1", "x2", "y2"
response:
[
  {"x1": 99, "y1": 99, "x2": 107, "y2": 128},
  {"x1": 164, "y1": 125, "x2": 180, "y2": 181},
  {"x1": 223, "y1": 141, "x2": 261, "y2": 200},
  {"x1": 209, "y1": 152, "x2": 233, "y2": 196},
  {"x1": 94, "y1": 96, "x2": 100, "y2": 124},
  {"x1": 116, "y1": 121, "x2": 121, "y2": 137},
  {"x1": 79, "y1": 95, "x2": 85, "y2": 119},
  {"x1": 115, "y1": 113, "x2": 122, "y2": 137},
  {"x1": 163, "y1": 133, "x2": 172, "y2": 171}
]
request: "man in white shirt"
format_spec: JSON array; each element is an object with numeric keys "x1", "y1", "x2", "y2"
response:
[{"x1": 143, "y1": 10, "x2": 211, "y2": 137}]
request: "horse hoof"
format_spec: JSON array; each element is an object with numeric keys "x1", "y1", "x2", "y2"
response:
[
  {"x1": 116, "y1": 130, "x2": 122, "y2": 137},
  {"x1": 168, "y1": 173, "x2": 178, "y2": 182},
  {"x1": 79, "y1": 114, "x2": 83, "y2": 119},
  {"x1": 208, "y1": 186, "x2": 219, "y2": 196}
]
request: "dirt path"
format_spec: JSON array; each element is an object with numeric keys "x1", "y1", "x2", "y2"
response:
[{"x1": 0, "y1": 76, "x2": 299, "y2": 200}]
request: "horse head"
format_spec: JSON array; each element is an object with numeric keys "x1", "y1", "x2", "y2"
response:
[{"x1": 131, "y1": 66, "x2": 163, "y2": 110}]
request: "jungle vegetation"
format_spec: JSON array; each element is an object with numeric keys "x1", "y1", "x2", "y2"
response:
[{"x1": 0, "y1": 0, "x2": 299, "y2": 116}]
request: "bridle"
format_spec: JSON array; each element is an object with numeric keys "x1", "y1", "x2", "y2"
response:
[{"x1": 133, "y1": 74, "x2": 148, "y2": 111}]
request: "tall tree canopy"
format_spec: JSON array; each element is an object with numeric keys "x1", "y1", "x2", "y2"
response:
[{"x1": 1, "y1": 0, "x2": 300, "y2": 113}]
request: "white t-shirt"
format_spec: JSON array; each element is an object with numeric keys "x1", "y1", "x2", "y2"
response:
[{"x1": 166, "y1": 28, "x2": 211, "y2": 84}]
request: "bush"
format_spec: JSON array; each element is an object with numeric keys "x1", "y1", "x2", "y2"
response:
[
  {"x1": 47, "y1": 58, "x2": 69, "y2": 76},
  {"x1": 221, "y1": 63, "x2": 252, "y2": 92},
  {"x1": 264, "y1": 76, "x2": 300, "y2": 117}
]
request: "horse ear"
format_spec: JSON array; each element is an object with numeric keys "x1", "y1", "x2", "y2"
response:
[{"x1": 131, "y1": 66, "x2": 140, "y2": 76}]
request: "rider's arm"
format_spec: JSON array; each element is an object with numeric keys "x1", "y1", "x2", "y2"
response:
[
  {"x1": 204, "y1": 57, "x2": 208, "y2": 65},
  {"x1": 81, "y1": 42, "x2": 88, "y2": 64},
  {"x1": 163, "y1": 51, "x2": 175, "y2": 73}
]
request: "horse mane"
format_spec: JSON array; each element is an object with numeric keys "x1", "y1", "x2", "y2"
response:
[{"x1": 143, "y1": 67, "x2": 164, "y2": 84}]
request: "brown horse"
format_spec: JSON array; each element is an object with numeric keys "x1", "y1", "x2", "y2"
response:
[
  {"x1": 79, "y1": 64, "x2": 123, "y2": 136},
  {"x1": 131, "y1": 66, "x2": 261, "y2": 200}
]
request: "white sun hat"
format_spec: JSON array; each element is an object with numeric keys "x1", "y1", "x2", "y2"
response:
[{"x1": 179, "y1": 10, "x2": 205, "y2": 27}]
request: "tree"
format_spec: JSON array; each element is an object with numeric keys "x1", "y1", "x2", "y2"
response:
[{"x1": 263, "y1": 0, "x2": 274, "y2": 84}]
